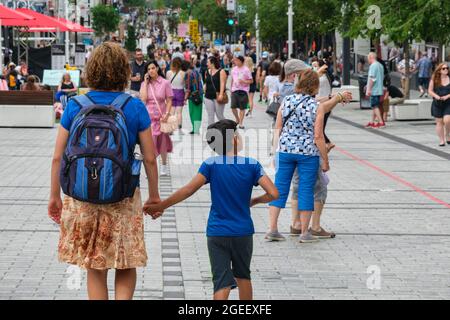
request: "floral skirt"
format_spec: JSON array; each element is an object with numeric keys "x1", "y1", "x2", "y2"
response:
[{"x1": 58, "y1": 188, "x2": 147, "y2": 270}]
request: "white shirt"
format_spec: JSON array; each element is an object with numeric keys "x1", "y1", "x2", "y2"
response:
[
  {"x1": 264, "y1": 75, "x2": 281, "y2": 103},
  {"x1": 166, "y1": 70, "x2": 185, "y2": 90},
  {"x1": 172, "y1": 52, "x2": 184, "y2": 60},
  {"x1": 318, "y1": 75, "x2": 331, "y2": 98}
]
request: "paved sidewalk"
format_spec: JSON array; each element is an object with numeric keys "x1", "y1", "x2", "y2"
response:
[{"x1": 0, "y1": 94, "x2": 449, "y2": 300}]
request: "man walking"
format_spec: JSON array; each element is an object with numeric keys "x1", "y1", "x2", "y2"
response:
[
  {"x1": 365, "y1": 52, "x2": 385, "y2": 128},
  {"x1": 416, "y1": 52, "x2": 433, "y2": 98},
  {"x1": 129, "y1": 48, "x2": 146, "y2": 98}
]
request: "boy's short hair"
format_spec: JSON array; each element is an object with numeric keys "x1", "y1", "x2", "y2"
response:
[{"x1": 206, "y1": 120, "x2": 238, "y2": 155}]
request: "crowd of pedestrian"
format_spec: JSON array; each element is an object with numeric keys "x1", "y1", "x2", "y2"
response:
[{"x1": 46, "y1": 34, "x2": 450, "y2": 302}]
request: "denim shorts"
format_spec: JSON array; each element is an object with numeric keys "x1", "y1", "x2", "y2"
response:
[
  {"x1": 269, "y1": 152, "x2": 320, "y2": 211},
  {"x1": 370, "y1": 95, "x2": 381, "y2": 109},
  {"x1": 207, "y1": 236, "x2": 253, "y2": 293}
]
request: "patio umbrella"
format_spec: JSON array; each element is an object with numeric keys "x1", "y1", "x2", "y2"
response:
[{"x1": 0, "y1": 5, "x2": 35, "y2": 67}]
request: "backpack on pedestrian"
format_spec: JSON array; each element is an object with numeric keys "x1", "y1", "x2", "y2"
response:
[{"x1": 60, "y1": 93, "x2": 142, "y2": 204}]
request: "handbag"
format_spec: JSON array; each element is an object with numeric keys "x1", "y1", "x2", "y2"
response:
[
  {"x1": 189, "y1": 71, "x2": 203, "y2": 106},
  {"x1": 209, "y1": 69, "x2": 229, "y2": 104},
  {"x1": 148, "y1": 82, "x2": 178, "y2": 134},
  {"x1": 266, "y1": 96, "x2": 281, "y2": 118}
]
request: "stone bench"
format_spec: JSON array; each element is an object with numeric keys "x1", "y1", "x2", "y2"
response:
[
  {"x1": 332, "y1": 85, "x2": 360, "y2": 102},
  {"x1": 390, "y1": 99, "x2": 433, "y2": 121},
  {"x1": 0, "y1": 91, "x2": 55, "y2": 127}
]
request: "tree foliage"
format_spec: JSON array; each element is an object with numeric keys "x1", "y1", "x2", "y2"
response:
[
  {"x1": 125, "y1": 25, "x2": 137, "y2": 52},
  {"x1": 91, "y1": 4, "x2": 121, "y2": 37}
]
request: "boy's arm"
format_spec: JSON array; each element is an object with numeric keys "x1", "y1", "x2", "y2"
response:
[
  {"x1": 250, "y1": 176, "x2": 279, "y2": 207},
  {"x1": 144, "y1": 173, "x2": 206, "y2": 219}
]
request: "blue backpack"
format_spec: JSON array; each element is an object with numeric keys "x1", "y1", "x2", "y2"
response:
[{"x1": 60, "y1": 93, "x2": 142, "y2": 204}]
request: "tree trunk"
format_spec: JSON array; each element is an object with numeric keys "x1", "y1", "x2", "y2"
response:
[
  {"x1": 404, "y1": 40, "x2": 411, "y2": 99},
  {"x1": 304, "y1": 34, "x2": 309, "y2": 54},
  {"x1": 332, "y1": 32, "x2": 337, "y2": 76}
]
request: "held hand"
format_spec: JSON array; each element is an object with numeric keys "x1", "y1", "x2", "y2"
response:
[
  {"x1": 218, "y1": 94, "x2": 224, "y2": 101},
  {"x1": 48, "y1": 196, "x2": 63, "y2": 224},
  {"x1": 143, "y1": 198, "x2": 164, "y2": 219},
  {"x1": 321, "y1": 161, "x2": 330, "y2": 173},
  {"x1": 250, "y1": 198, "x2": 259, "y2": 207}
]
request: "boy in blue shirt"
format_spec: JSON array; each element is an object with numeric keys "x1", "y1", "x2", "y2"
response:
[{"x1": 144, "y1": 119, "x2": 278, "y2": 300}]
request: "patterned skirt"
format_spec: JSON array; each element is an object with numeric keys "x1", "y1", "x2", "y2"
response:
[{"x1": 58, "y1": 189, "x2": 147, "y2": 270}]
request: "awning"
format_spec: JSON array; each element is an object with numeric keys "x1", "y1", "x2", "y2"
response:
[
  {"x1": 54, "y1": 17, "x2": 94, "y2": 33},
  {"x1": 0, "y1": 5, "x2": 35, "y2": 26},
  {"x1": 18, "y1": 14, "x2": 94, "y2": 33},
  {"x1": 16, "y1": 8, "x2": 70, "y2": 31}
]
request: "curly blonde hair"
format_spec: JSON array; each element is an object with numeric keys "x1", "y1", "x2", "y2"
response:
[
  {"x1": 84, "y1": 42, "x2": 130, "y2": 91},
  {"x1": 296, "y1": 69, "x2": 319, "y2": 96}
]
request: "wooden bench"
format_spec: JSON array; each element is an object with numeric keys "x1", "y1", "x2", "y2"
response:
[
  {"x1": 0, "y1": 91, "x2": 55, "y2": 127},
  {"x1": 390, "y1": 99, "x2": 433, "y2": 121}
]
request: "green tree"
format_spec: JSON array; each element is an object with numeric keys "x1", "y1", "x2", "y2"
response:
[
  {"x1": 348, "y1": 0, "x2": 450, "y2": 98},
  {"x1": 125, "y1": 25, "x2": 137, "y2": 52},
  {"x1": 191, "y1": 0, "x2": 233, "y2": 36},
  {"x1": 91, "y1": 4, "x2": 121, "y2": 38},
  {"x1": 123, "y1": 0, "x2": 146, "y2": 7}
]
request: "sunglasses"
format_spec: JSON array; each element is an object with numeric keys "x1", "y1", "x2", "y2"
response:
[{"x1": 442, "y1": 67, "x2": 449, "y2": 70}]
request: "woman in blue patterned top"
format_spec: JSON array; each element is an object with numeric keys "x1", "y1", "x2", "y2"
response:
[{"x1": 267, "y1": 69, "x2": 351, "y2": 243}]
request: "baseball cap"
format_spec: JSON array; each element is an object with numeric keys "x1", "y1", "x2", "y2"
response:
[
  {"x1": 283, "y1": 59, "x2": 309, "y2": 75},
  {"x1": 261, "y1": 51, "x2": 269, "y2": 59}
]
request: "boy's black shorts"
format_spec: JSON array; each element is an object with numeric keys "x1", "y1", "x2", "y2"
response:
[{"x1": 207, "y1": 235, "x2": 253, "y2": 293}]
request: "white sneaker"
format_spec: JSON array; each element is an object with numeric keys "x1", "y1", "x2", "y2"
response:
[{"x1": 160, "y1": 165, "x2": 169, "y2": 176}]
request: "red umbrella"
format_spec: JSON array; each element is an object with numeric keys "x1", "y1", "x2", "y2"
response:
[
  {"x1": 16, "y1": 8, "x2": 70, "y2": 31},
  {"x1": 0, "y1": 4, "x2": 34, "y2": 20}
]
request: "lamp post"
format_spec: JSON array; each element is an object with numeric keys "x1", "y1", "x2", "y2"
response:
[
  {"x1": 65, "y1": 0, "x2": 70, "y2": 64},
  {"x1": 255, "y1": 0, "x2": 260, "y2": 62},
  {"x1": 287, "y1": 0, "x2": 294, "y2": 58}
]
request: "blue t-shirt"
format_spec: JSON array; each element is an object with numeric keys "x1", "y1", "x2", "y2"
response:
[
  {"x1": 60, "y1": 91, "x2": 151, "y2": 148},
  {"x1": 368, "y1": 61, "x2": 384, "y2": 96},
  {"x1": 198, "y1": 156, "x2": 265, "y2": 237}
]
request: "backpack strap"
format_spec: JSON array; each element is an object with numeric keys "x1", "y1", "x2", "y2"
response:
[
  {"x1": 110, "y1": 93, "x2": 132, "y2": 110},
  {"x1": 72, "y1": 94, "x2": 95, "y2": 109}
]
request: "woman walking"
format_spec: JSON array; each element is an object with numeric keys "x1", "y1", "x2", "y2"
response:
[
  {"x1": 184, "y1": 59, "x2": 204, "y2": 134},
  {"x1": 140, "y1": 60, "x2": 174, "y2": 176},
  {"x1": 48, "y1": 42, "x2": 161, "y2": 300},
  {"x1": 166, "y1": 57, "x2": 186, "y2": 131},
  {"x1": 263, "y1": 61, "x2": 282, "y2": 105},
  {"x1": 428, "y1": 63, "x2": 450, "y2": 146},
  {"x1": 204, "y1": 56, "x2": 227, "y2": 126},
  {"x1": 245, "y1": 56, "x2": 257, "y2": 117},
  {"x1": 266, "y1": 69, "x2": 351, "y2": 242},
  {"x1": 230, "y1": 55, "x2": 253, "y2": 129}
]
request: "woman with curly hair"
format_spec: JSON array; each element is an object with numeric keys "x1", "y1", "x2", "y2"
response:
[{"x1": 48, "y1": 42, "x2": 161, "y2": 300}]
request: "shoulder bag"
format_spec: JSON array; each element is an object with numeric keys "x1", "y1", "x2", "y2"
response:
[{"x1": 148, "y1": 81, "x2": 178, "y2": 134}]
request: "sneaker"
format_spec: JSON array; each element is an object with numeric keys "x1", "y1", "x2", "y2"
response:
[
  {"x1": 160, "y1": 165, "x2": 169, "y2": 176},
  {"x1": 309, "y1": 227, "x2": 336, "y2": 239},
  {"x1": 376, "y1": 122, "x2": 386, "y2": 128},
  {"x1": 265, "y1": 231, "x2": 286, "y2": 241},
  {"x1": 299, "y1": 232, "x2": 319, "y2": 243},
  {"x1": 290, "y1": 226, "x2": 302, "y2": 236},
  {"x1": 365, "y1": 122, "x2": 375, "y2": 128}
]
